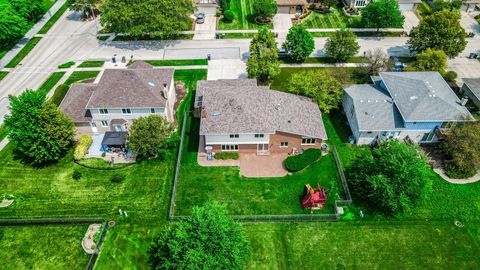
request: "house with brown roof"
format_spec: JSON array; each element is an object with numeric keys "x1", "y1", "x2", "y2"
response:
[
  {"x1": 59, "y1": 61, "x2": 176, "y2": 136},
  {"x1": 194, "y1": 79, "x2": 327, "y2": 155},
  {"x1": 277, "y1": 0, "x2": 308, "y2": 15}
]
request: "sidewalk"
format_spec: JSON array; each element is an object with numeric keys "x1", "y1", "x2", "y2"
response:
[
  {"x1": 280, "y1": 63, "x2": 364, "y2": 68},
  {"x1": 0, "y1": 0, "x2": 67, "y2": 69}
]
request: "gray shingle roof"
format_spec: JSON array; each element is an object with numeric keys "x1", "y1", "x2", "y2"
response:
[
  {"x1": 344, "y1": 84, "x2": 404, "y2": 131},
  {"x1": 463, "y1": 78, "x2": 480, "y2": 99},
  {"x1": 59, "y1": 84, "x2": 95, "y2": 123},
  {"x1": 197, "y1": 79, "x2": 327, "y2": 139},
  {"x1": 379, "y1": 72, "x2": 473, "y2": 122},
  {"x1": 86, "y1": 66, "x2": 174, "y2": 109}
]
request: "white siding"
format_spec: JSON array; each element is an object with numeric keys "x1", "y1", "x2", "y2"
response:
[
  {"x1": 205, "y1": 134, "x2": 270, "y2": 145},
  {"x1": 91, "y1": 108, "x2": 165, "y2": 121}
]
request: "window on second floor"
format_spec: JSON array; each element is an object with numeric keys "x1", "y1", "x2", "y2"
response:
[
  {"x1": 122, "y1": 108, "x2": 132, "y2": 115},
  {"x1": 99, "y1": 109, "x2": 109, "y2": 115},
  {"x1": 150, "y1": 108, "x2": 155, "y2": 114},
  {"x1": 254, "y1": 134, "x2": 264, "y2": 138},
  {"x1": 229, "y1": 134, "x2": 239, "y2": 138}
]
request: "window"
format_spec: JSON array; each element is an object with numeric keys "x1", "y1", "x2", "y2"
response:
[
  {"x1": 301, "y1": 137, "x2": 316, "y2": 145},
  {"x1": 221, "y1": 145, "x2": 239, "y2": 151},
  {"x1": 280, "y1": 142, "x2": 288, "y2": 148},
  {"x1": 122, "y1": 108, "x2": 132, "y2": 115},
  {"x1": 150, "y1": 108, "x2": 155, "y2": 114},
  {"x1": 355, "y1": 0, "x2": 366, "y2": 7},
  {"x1": 101, "y1": 120, "x2": 109, "y2": 127},
  {"x1": 229, "y1": 134, "x2": 239, "y2": 138},
  {"x1": 254, "y1": 134, "x2": 264, "y2": 138},
  {"x1": 99, "y1": 109, "x2": 109, "y2": 115}
]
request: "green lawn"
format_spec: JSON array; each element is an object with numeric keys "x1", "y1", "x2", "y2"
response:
[
  {"x1": 301, "y1": 7, "x2": 362, "y2": 29},
  {"x1": 37, "y1": 71, "x2": 65, "y2": 96},
  {"x1": 51, "y1": 71, "x2": 100, "y2": 105},
  {"x1": 310, "y1": 31, "x2": 406, "y2": 38},
  {"x1": 145, "y1": 59, "x2": 208, "y2": 66},
  {"x1": 78, "y1": 60, "x2": 105, "y2": 68},
  {"x1": 38, "y1": 0, "x2": 72, "y2": 34},
  {"x1": 218, "y1": 0, "x2": 272, "y2": 30},
  {"x1": 58, "y1": 61, "x2": 75, "y2": 69},
  {"x1": 244, "y1": 221, "x2": 480, "y2": 269},
  {"x1": 279, "y1": 56, "x2": 367, "y2": 64},
  {"x1": 0, "y1": 71, "x2": 7, "y2": 81},
  {"x1": 4, "y1": 37, "x2": 42, "y2": 68},
  {"x1": 0, "y1": 225, "x2": 90, "y2": 269}
]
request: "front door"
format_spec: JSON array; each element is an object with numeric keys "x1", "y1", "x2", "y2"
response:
[
  {"x1": 114, "y1": 124, "x2": 123, "y2": 132},
  {"x1": 257, "y1": 144, "x2": 269, "y2": 155},
  {"x1": 91, "y1": 122, "x2": 98, "y2": 133}
]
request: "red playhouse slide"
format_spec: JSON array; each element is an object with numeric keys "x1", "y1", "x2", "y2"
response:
[{"x1": 301, "y1": 184, "x2": 327, "y2": 210}]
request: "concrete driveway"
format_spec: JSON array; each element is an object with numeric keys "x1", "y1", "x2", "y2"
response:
[
  {"x1": 273, "y1": 14, "x2": 292, "y2": 37},
  {"x1": 447, "y1": 58, "x2": 480, "y2": 84},
  {"x1": 207, "y1": 59, "x2": 247, "y2": 80},
  {"x1": 460, "y1": 12, "x2": 480, "y2": 35},
  {"x1": 402, "y1": 11, "x2": 420, "y2": 33},
  {"x1": 193, "y1": 14, "x2": 216, "y2": 40}
]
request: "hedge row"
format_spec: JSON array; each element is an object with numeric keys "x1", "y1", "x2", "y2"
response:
[{"x1": 284, "y1": 148, "x2": 322, "y2": 172}]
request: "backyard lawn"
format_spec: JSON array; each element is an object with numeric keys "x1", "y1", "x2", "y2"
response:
[
  {"x1": 219, "y1": 0, "x2": 272, "y2": 30},
  {"x1": 301, "y1": 7, "x2": 361, "y2": 29},
  {"x1": 0, "y1": 225, "x2": 90, "y2": 269}
]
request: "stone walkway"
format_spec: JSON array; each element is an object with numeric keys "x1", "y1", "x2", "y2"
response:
[{"x1": 433, "y1": 168, "x2": 480, "y2": 184}]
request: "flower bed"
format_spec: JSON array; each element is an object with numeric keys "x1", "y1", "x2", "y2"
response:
[{"x1": 343, "y1": 6, "x2": 360, "y2": 17}]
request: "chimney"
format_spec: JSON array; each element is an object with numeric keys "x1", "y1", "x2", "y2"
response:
[
  {"x1": 162, "y1": 83, "x2": 168, "y2": 99},
  {"x1": 460, "y1": 97, "x2": 469, "y2": 106}
]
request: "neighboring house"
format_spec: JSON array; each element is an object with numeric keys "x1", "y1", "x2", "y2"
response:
[
  {"x1": 461, "y1": 78, "x2": 480, "y2": 109},
  {"x1": 277, "y1": 0, "x2": 308, "y2": 15},
  {"x1": 195, "y1": 0, "x2": 218, "y2": 14},
  {"x1": 343, "y1": 72, "x2": 474, "y2": 145},
  {"x1": 343, "y1": 0, "x2": 421, "y2": 10},
  {"x1": 194, "y1": 79, "x2": 327, "y2": 155},
  {"x1": 60, "y1": 61, "x2": 176, "y2": 136}
]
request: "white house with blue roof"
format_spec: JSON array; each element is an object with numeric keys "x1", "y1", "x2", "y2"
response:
[{"x1": 342, "y1": 72, "x2": 474, "y2": 145}]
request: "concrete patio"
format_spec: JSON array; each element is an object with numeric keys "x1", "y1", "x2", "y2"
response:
[{"x1": 240, "y1": 153, "x2": 288, "y2": 178}]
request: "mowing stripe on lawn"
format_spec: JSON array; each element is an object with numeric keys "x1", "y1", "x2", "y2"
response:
[{"x1": 240, "y1": 0, "x2": 249, "y2": 30}]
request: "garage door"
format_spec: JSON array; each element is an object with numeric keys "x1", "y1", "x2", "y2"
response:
[
  {"x1": 278, "y1": 7, "x2": 291, "y2": 13},
  {"x1": 399, "y1": 3, "x2": 414, "y2": 10},
  {"x1": 197, "y1": 7, "x2": 217, "y2": 15}
]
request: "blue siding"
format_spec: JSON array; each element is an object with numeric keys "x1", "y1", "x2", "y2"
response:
[{"x1": 404, "y1": 122, "x2": 443, "y2": 130}]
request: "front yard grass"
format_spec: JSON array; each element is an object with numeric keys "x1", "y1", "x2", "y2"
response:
[
  {"x1": 218, "y1": 0, "x2": 272, "y2": 30},
  {"x1": 301, "y1": 7, "x2": 362, "y2": 29},
  {"x1": 0, "y1": 225, "x2": 89, "y2": 269}
]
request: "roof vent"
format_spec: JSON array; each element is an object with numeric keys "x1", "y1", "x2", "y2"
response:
[
  {"x1": 275, "y1": 103, "x2": 281, "y2": 110},
  {"x1": 410, "y1": 96, "x2": 418, "y2": 100},
  {"x1": 148, "y1": 81, "x2": 155, "y2": 87},
  {"x1": 287, "y1": 120, "x2": 291, "y2": 123},
  {"x1": 212, "y1": 111, "x2": 221, "y2": 116}
]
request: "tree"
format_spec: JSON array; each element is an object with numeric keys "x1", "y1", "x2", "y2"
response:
[
  {"x1": 101, "y1": 0, "x2": 193, "y2": 39},
  {"x1": 0, "y1": 5, "x2": 28, "y2": 46},
  {"x1": 253, "y1": 0, "x2": 277, "y2": 19},
  {"x1": 4, "y1": 90, "x2": 75, "y2": 164},
  {"x1": 282, "y1": 25, "x2": 314, "y2": 62},
  {"x1": 9, "y1": 0, "x2": 45, "y2": 22},
  {"x1": 247, "y1": 27, "x2": 280, "y2": 84},
  {"x1": 408, "y1": 10, "x2": 467, "y2": 58},
  {"x1": 346, "y1": 140, "x2": 432, "y2": 215},
  {"x1": 148, "y1": 201, "x2": 250, "y2": 270},
  {"x1": 71, "y1": 0, "x2": 103, "y2": 19},
  {"x1": 364, "y1": 48, "x2": 391, "y2": 75},
  {"x1": 286, "y1": 69, "x2": 343, "y2": 113},
  {"x1": 361, "y1": 0, "x2": 404, "y2": 32},
  {"x1": 405, "y1": 48, "x2": 448, "y2": 74},
  {"x1": 442, "y1": 123, "x2": 480, "y2": 178},
  {"x1": 432, "y1": 0, "x2": 462, "y2": 11},
  {"x1": 128, "y1": 114, "x2": 178, "y2": 160},
  {"x1": 324, "y1": 29, "x2": 360, "y2": 62}
]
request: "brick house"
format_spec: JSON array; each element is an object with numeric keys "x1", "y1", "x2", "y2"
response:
[
  {"x1": 194, "y1": 79, "x2": 327, "y2": 155},
  {"x1": 59, "y1": 61, "x2": 176, "y2": 136}
]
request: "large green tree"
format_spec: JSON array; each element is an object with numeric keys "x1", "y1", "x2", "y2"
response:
[
  {"x1": 148, "y1": 201, "x2": 250, "y2": 270},
  {"x1": 408, "y1": 10, "x2": 467, "y2": 58},
  {"x1": 286, "y1": 69, "x2": 343, "y2": 113},
  {"x1": 253, "y1": 0, "x2": 277, "y2": 19},
  {"x1": 101, "y1": 0, "x2": 193, "y2": 39},
  {"x1": 247, "y1": 27, "x2": 280, "y2": 84},
  {"x1": 405, "y1": 48, "x2": 448, "y2": 75},
  {"x1": 361, "y1": 0, "x2": 404, "y2": 31},
  {"x1": 346, "y1": 140, "x2": 432, "y2": 215},
  {"x1": 442, "y1": 123, "x2": 480, "y2": 178},
  {"x1": 4, "y1": 90, "x2": 75, "y2": 164},
  {"x1": 9, "y1": 0, "x2": 45, "y2": 22},
  {"x1": 128, "y1": 114, "x2": 178, "y2": 160},
  {"x1": 0, "y1": 5, "x2": 28, "y2": 46},
  {"x1": 324, "y1": 29, "x2": 360, "y2": 62},
  {"x1": 283, "y1": 25, "x2": 315, "y2": 62},
  {"x1": 71, "y1": 0, "x2": 103, "y2": 18}
]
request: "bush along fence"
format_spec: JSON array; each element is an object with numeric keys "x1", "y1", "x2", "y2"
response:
[
  {"x1": 0, "y1": 218, "x2": 110, "y2": 270},
  {"x1": 168, "y1": 112, "x2": 353, "y2": 222}
]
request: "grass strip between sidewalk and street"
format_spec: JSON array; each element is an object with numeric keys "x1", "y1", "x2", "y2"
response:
[
  {"x1": 145, "y1": 59, "x2": 208, "y2": 66},
  {"x1": 5, "y1": 37, "x2": 42, "y2": 68},
  {"x1": 37, "y1": 72, "x2": 66, "y2": 96},
  {"x1": 38, "y1": 0, "x2": 72, "y2": 34},
  {"x1": 0, "y1": 71, "x2": 8, "y2": 81},
  {"x1": 78, "y1": 60, "x2": 105, "y2": 68}
]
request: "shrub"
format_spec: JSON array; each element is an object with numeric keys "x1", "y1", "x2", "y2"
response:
[
  {"x1": 223, "y1": 10, "x2": 234, "y2": 22},
  {"x1": 111, "y1": 174, "x2": 125, "y2": 183},
  {"x1": 444, "y1": 164, "x2": 476, "y2": 179},
  {"x1": 214, "y1": 152, "x2": 239, "y2": 160},
  {"x1": 50, "y1": 84, "x2": 69, "y2": 106},
  {"x1": 284, "y1": 148, "x2": 322, "y2": 172},
  {"x1": 444, "y1": 70, "x2": 457, "y2": 82},
  {"x1": 72, "y1": 169, "x2": 82, "y2": 180},
  {"x1": 74, "y1": 135, "x2": 93, "y2": 160}
]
